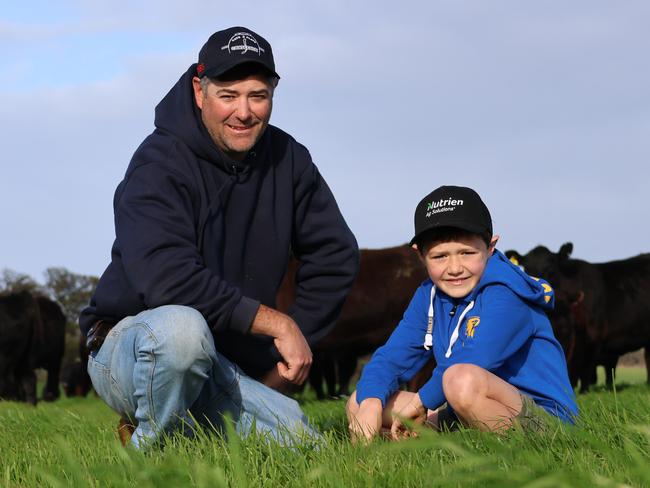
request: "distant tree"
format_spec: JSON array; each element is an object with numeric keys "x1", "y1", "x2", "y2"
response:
[
  {"x1": 0, "y1": 268, "x2": 44, "y2": 294},
  {"x1": 43, "y1": 267, "x2": 98, "y2": 326}
]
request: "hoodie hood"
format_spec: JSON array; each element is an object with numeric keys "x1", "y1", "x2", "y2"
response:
[
  {"x1": 471, "y1": 249, "x2": 555, "y2": 310},
  {"x1": 154, "y1": 64, "x2": 263, "y2": 174}
]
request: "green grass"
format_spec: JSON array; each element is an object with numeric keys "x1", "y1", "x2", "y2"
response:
[
  {"x1": 597, "y1": 366, "x2": 647, "y2": 386},
  {"x1": 1, "y1": 372, "x2": 649, "y2": 487}
]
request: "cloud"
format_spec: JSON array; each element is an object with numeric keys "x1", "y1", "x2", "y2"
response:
[{"x1": 1, "y1": 0, "x2": 649, "y2": 280}]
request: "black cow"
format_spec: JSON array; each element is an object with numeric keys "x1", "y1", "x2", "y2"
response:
[
  {"x1": 0, "y1": 291, "x2": 66, "y2": 404},
  {"x1": 507, "y1": 243, "x2": 650, "y2": 392},
  {"x1": 34, "y1": 295, "x2": 67, "y2": 401},
  {"x1": 62, "y1": 336, "x2": 93, "y2": 398},
  {"x1": 0, "y1": 291, "x2": 40, "y2": 403},
  {"x1": 278, "y1": 245, "x2": 428, "y2": 399}
]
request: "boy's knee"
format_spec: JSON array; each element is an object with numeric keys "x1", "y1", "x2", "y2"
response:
[{"x1": 442, "y1": 363, "x2": 486, "y2": 410}]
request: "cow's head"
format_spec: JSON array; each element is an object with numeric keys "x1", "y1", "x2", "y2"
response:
[{"x1": 506, "y1": 243, "x2": 574, "y2": 290}]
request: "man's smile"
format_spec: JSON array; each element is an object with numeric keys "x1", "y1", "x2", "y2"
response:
[{"x1": 226, "y1": 123, "x2": 255, "y2": 133}]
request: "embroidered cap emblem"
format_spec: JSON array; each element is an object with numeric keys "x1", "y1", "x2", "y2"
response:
[
  {"x1": 466, "y1": 317, "x2": 480, "y2": 338},
  {"x1": 221, "y1": 32, "x2": 265, "y2": 56}
]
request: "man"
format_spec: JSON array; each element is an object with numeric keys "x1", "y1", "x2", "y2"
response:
[{"x1": 80, "y1": 27, "x2": 359, "y2": 448}]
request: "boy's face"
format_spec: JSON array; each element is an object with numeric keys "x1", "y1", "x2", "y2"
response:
[{"x1": 417, "y1": 234, "x2": 498, "y2": 299}]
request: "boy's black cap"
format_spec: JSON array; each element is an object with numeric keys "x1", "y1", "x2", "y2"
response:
[
  {"x1": 410, "y1": 185, "x2": 493, "y2": 245},
  {"x1": 196, "y1": 27, "x2": 280, "y2": 80}
]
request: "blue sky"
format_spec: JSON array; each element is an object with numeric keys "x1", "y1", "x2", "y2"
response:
[{"x1": 1, "y1": 1, "x2": 649, "y2": 281}]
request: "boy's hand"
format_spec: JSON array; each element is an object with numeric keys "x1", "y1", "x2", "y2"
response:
[
  {"x1": 390, "y1": 393, "x2": 427, "y2": 440},
  {"x1": 349, "y1": 398, "x2": 383, "y2": 443}
]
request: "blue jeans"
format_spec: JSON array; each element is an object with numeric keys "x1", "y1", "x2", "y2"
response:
[{"x1": 87, "y1": 305, "x2": 321, "y2": 449}]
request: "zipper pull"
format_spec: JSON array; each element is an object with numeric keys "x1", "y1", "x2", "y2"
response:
[{"x1": 449, "y1": 304, "x2": 458, "y2": 317}]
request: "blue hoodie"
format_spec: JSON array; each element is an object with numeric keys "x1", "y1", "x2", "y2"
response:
[
  {"x1": 79, "y1": 65, "x2": 359, "y2": 378},
  {"x1": 356, "y1": 250, "x2": 578, "y2": 423}
]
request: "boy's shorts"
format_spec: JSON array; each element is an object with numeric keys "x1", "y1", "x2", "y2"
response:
[{"x1": 435, "y1": 393, "x2": 551, "y2": 432}]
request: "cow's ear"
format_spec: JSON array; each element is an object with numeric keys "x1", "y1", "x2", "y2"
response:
[
  {"x1": 559, "y1": 242, "x2": 573, "y2": 260},
  {"x1": 505, "y1": 250, "x2": 522, "y2": 260},
  {"x1": 504, "y1": 249, "x2": 524, "y2": 268}
]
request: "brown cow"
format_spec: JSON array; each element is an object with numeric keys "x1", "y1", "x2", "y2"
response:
[{"x1": 278, "y1": 245, "x2": 428, "y2": 399}]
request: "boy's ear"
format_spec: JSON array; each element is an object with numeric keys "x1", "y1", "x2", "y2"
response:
[
  {"x1": 412, "y1": 243, "x2": 427, "y2": 263},
  {"x1": 489, "y1": 235, "x2": 499, "y2": 255}
]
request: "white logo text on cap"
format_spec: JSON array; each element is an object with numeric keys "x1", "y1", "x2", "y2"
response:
[
  {"x1": 221, "y1": 32, "x2": 265, "y2": 56},
  {"x1": 426, "y1": 198, "x2": 464, "y2": 218}
]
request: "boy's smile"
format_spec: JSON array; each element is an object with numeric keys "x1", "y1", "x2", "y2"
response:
[{"x1": 419, "y1": 234, "x2": 498, "y2": 298}]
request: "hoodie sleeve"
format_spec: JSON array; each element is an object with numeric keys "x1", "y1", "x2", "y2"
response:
[
  {"x1": 287, "y1": 157, "x2": 360, "y2": 343},
  {"x1": 418, "y1": 284, "x2": 534, "y2": 409},
  {"x1": 355, "y1": 286, "x2": 432, "y2": 407},
  {"x1": 114, "y1": 160, "x2": 259, "y2": 334}
]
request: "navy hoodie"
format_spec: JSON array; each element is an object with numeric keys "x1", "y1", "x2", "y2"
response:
[
  {"x1": 356, "y1": 250, "x2": 578, "y2": 423},
  {"x1": 80, "y1": 65, "x2": 359, "y2": 377}
]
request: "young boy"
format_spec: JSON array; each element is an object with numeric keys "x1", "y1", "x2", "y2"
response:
[{"x1": 347, "y1": 185, "x2": 578, "y2": 441}]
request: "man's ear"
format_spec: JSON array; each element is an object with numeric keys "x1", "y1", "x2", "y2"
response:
[
  {"x1": 488, "y1": 235, "x2": 500, "y2": 255},
  {"x1": 192, "y1": 76, "x2": 204, "y2": 110}
]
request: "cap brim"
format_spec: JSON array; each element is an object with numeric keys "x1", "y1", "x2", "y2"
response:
[
  {"x1": 202, "y1": 59, "x2": 280, "y2": 79},
  {"x1": 409, "y1": 221, "x2": 489, "y2": 246}
]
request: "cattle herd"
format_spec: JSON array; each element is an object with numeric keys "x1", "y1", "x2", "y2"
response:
[
  {"x1": 283, "y1": 243, "x2": 650, "y2": 398},
  {"x1": 1, "y1": 243, "x2": 648, "y2": 405}
]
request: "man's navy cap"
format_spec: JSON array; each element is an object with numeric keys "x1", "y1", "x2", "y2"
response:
[
  {"x1": 197, "y1": 27, "x2": 279, "y2": 79},
  {"x1": 410, "y1": 185, "x2": 493, "y2": 245}
]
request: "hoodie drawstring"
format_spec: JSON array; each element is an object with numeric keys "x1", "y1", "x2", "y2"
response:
[
  {"x1": 423, "y1": 286, "x2": 436, "y2": 350},
  {"x1": 445, "y1": 301, "x2": 474, "y2": 358}
]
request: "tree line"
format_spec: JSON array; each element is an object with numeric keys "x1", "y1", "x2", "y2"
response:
[{"x1": 0, "y1": 267, "x2": 98, "y2": 333}]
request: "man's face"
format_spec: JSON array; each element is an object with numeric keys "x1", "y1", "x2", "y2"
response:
[
  {"x1": 418, "y1": 234, "x2": 497, "y2": 299},
  {"x1": 192, "y1": 74, "x2": 273, "y2": 161}
]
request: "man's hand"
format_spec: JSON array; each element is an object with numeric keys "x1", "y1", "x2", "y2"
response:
[
  {"x1": 273, "y1": 318, "x2": 312, "y2": 385},
  {"x1": 249, "y1": 304, "x2": 312, "y2": 385},
  {"x1": 390, "y1": 393, "x2": 427, "y2": 440},
  {"x1": 349, "y1": 398, "x2": 383, "y2": 443}
]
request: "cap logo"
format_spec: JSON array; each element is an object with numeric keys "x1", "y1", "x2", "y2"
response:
[
  {"x1": 425, "y1": 198, "x2": 463, "y2": 218},
  {"x1": 221, "y1": 32, "x2": 265, "y2": 56}
]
